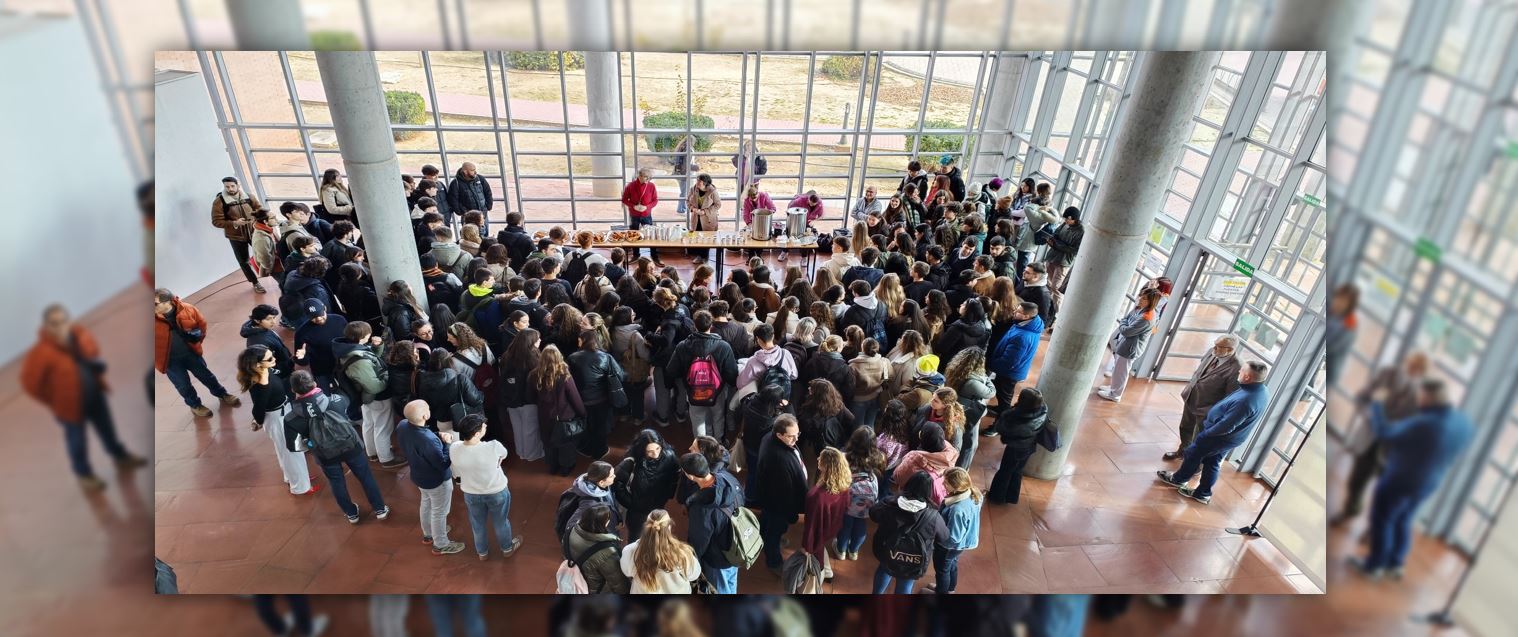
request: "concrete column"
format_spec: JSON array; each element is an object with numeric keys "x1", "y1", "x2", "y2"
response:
[
  {"x1": 566, "y1": 0, "x2": 623, "y2": 198},
  {"x1": 225, "y1": 0, "x2": 310, "y2": 50},
  {"x1": 976, "y1": 53, "x2": 1027, "y2": 180},
  {"x1": 314, "y1": 51, "x2": 425, "y2": 309},
  {"x1": 1025, "y1": 52, "x2": 1219, "y2": 480}
]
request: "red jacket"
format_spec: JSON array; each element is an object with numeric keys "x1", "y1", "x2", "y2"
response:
[
  {"x1": 22, "y1": 326, "x2": 108, "y2": 424},
  {"x1": 154, "y1": 298, "x2": 208, "y2": 373},
  {"x1": 622, "y1": 180, "x2": 658, "y2": 219},
  {"x1": 802, "y1": 486, "x2": 849, "y2": 557}
]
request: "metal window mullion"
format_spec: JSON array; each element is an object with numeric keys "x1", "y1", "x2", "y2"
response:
[
  {"x1": 1421, "y1": 35, "x2": 1518, "y2": 249},
  {"x1": 631, "y1": 52, "x2": 642, "y2": 212},
  {"x1": 969, "y1": 53, "x2": 1000, "y2": 181},
  {"x1": 908, "y1": 52, "x2": 938, "y2": 159},
  {"x1": 729, "y1": 52, "x2": 748, "y2": 228},
  {"x1": 1245, "y1": 94, "x2": 1327, "y2": 269},
  {"x1": 856, "y1": 52, "x2": 885, "y2": 209},
  {"x1": 455, "y1": 0, "x2": 470, "y2": 49},
  {"x1": 278, "y1": 52, "x2": 322, "y2": 195},
  {"x1": 1026, "y1": 51, "x2": 1071, "y2": 178},
  {"x1": 196, "y1": 50, "x2": 251, "y2": 191},
  {"x1": 959, "y1": 53, "x2": 989, "y2": 179},
  {"x1": 357, "y1": 0, "x2": 378, "y2": 48},
  {"x1": 1182, "y1": 52, "x2": 1279, "y2": 240},
  {"x1": 799, "y1": 53, "x2": 816, "y2": 213},
  {"x1": 73, "y1": 0, "x2": 145, "y2": 181},
  {"x1": 497, "y1": 51, "x2": 526, "y2": 218},
  {"x1": 482, "y1": 52, "x2": 509, "y2": 216},
  {"x1": 213, "y1": 51, "x2": 268, "y2": 204},
  {"x1": 1063, "y1": 51, "x2": 1104, "y2": 172},
  {"x1": 557, "y1": 52, "x2": 578, "y2": 227},
  {"x1": 421, "y1": 51, "x2": 456, "y2": 212}
]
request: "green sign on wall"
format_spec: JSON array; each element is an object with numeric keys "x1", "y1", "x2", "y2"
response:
[
  {"x1": 1232, "y1": 258, "x2": 1256, "y2": 277},
  {"x1": 1300, "y1": 193, "x2": 1324, "y2": 208},
  {"x1": 1414, "y1": 236, "x2": 1443, "y2": 264}
]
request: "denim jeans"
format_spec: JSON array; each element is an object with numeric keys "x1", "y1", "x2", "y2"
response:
[
  {"x1": 871, "y1": 565, "x2": 916, "y2": 594},
  {"x1": 701, "y1": 564, "x2": 739, "y2": 594},
  {"x1": 836, "y1": 515, "x2": 869, "y2": 553},
  {"x1": 1366, "y1": 482, "x2": 1432, "y2": 571},
  {"x1": 851, "y1": 399, "x2": 881, "y2": 431},
  {"x1": 164, "y1": 354, "x2": 230, "y2": 409},
  {"x1": 426, "y1": 594, "x2": 486, "y2": 637},
  {"x1": 318, "y1": 444, "x2": 387, "y2": 517},
  {"x1": 759, "y1": 508, "x2": 794, "y2": 568},
  {"x1": 464, "y1": 487, "x2": 515, "y2": 557},
  {"x1": 933, "y1": 545, "x2": 963, "y2": 593},
  {"x1": 419, "y1": 480, "x2": 454, "y2": 548},
  {"x1": 1170, "y1": 443, "x2": 1227, "y2": 498},
  {"x1": 57, "y1": 393, "x2": 128, "y2": 477}
]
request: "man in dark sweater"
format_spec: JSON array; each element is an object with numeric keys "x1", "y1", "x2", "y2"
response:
[
  {"x1": 752, "y1": 415, "x2": 807, "y2": 574},
  {"x1": 494, "y1": 211, "x2": 535, "y2": 271},
  {"x1": 668, "y1": 311, "x2": 739, "y2": 441},
  {"x1": 708, "y1": 301, "x2": 753, "y2": 359},
  {"x1": 904, "y1": 261, "x2": 937, "y2": 306},
  {"x1": 680, "y1": 452, "x2": 743, "y2": 594},
  {"x1": 504, "y1": 278, "x2": 550, "y2": 334},
  {"x1": 241, "y1": 304, "x2": 294, "y2": 378},
  {"x1": 397, "y1": 399, "x2": 464, "y2": 554},
  {"x1": 294, "y1": 298, "x2": 347, "y2": 391}
]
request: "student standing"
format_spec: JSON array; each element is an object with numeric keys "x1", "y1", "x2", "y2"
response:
[
  {"x1": 236, "y1": 346, "x2": 316, "y2": 497},
  {"x1": 803, "y1": 448, "x2": 852, "y2": 581},
  {"x1": 619, "y1": 509, "x2": 701, "y2": 594},
  {"x1": 1096, "y1": 289, "x2": 1161, "y2": 403},
  {"x1": 614, "y1": 429, "x2": 681, "y2": 541},
  {"x1": 531, "y1": 345, "x2": 587, "y2": 476},
  {"x1": 396, "y1": 400, "x2": 464, "y2": 555},
  {"x1": 448, "y1": 414, "x2": 523, "y2": 560},
  {"x1": 283, "y1": 371, "x2": 388, "y2": 524},
  {"x1": 752, "y1": 415, "x2": 809, "y2": 575},
  {"x1": 334, "y1": 321, "x2": 406, "y2": 469},
  {"x1": 869, "y1": 471, "x2": 948, "y2": 594},
  {"x1": 500, "y1": 329, "x2": 546, "y2": 462},
  {"x1": 680, "y1": 453, "x2": 743, "y2": 594},
  {"x1": 210, "y1": 176, "x2": 266, "y2": 293},
  {"x1": 838, "y1": 428, "x2": 884, "y2": 561},
  {"x1": 927, "y1": 468, "x2": 981, "y2": 594},
  {"x1": 154, "y1": 289, "x2": 242, "y2": 419},
  {"x1": 565, "y1": 504, "x2": 630, "y2": 594},
  {"x1": 987, "y1": 388, "x2": 1048, "y2": 505},
  {"x1": 22, "y1": 304, "x2": 147, "y2": 489}
]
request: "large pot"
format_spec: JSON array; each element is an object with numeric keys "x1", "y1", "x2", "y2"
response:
[
  {"x1": 751, "y1": 210, "x2": 773, "y2": 240},
  {"x1": 786, "y1": 207, "x2": 809, "y2": 239}
]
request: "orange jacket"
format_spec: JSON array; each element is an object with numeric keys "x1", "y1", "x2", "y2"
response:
[
  {"x1": 21, "y1": 326, "x2": 108, "y2": 424},
  {"x1": 154, "y1": 298, "x2": 208, "y2": 373}
]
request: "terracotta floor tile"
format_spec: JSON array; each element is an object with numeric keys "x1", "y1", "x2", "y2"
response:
[
  {"x1": 1215, "y1": 535, "x2": 1304, "y2": 577},
  {"x1": 1082, "y1": 542, "x2": 1182, "y2": 587},
  {"x1": 153, "y1": 486, "x2": 250, "y2": 527},
  {"x1": 984, "y1": 501, "x2": 1039, "y2": 541},
  {"x1": 992, "y1": 536, "x2": 1046, "y2": 593},
  {"x1": 1151, "y1": 538, "x2": 1250, "y2": 582},
  {"x1": 1040, "y1": 545, "x2": 1108, "y2": 591},
  {"x1": 166, "y1": 520, "x2": 265, "y2": 563},
  {"x1": 242, "y1": 565, "x2": 315, "y2": 594},
  {"x1": 1218, "y1": 574, "x2": 1300, "y2": 594},
  {"x1": 303, "y1": 544, "x2": 394, "y2": 593},
  {"x1": 1032, "y1": 507, "x2": 1108, "y2": 547}
]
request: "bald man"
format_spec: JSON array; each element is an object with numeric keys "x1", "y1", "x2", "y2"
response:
[
  {"x1": 396, "y1": 399, "x2": 463, "y2": 554},
  {"x1": 1332, "y1": 352, "x2": 1431, "y2": 525}
]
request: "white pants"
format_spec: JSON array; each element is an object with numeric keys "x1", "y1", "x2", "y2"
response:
[
  {"x1": 361, "y1": 400, "x2": 398, "y2": 463},
  {"x1": 369, "y1": 595, "x2": 411, "y2": 637},
  {"x1": 689, "y1": 388, "x2": 730, "y2": 440},
  {"x1": 507, "y1": 405, "x2": 544, "y2": 461},
  {"x1": 265, "y1": 403, "x2": 311, "y2": 494},
  {"x1": 1106, "y1": 354, "x2": 1134, "y2": 398}
]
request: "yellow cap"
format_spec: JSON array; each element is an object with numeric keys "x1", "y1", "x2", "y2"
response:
[{"x1": 916, "y1": 355, "x2": 940, "y2": 375}]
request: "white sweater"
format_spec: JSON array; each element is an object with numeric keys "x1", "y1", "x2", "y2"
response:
[{"x1": 619, "y1": 541, "x2": 700, "y2": 594}]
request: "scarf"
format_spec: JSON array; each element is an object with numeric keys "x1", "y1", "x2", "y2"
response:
[{"x1": 422, "y1": 266, "x2": 445, "y2": 278}]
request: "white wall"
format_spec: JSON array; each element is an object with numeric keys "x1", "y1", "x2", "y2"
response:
[
  {"x1": 0, "y1": 16, "x2": 142, "y2": 365},
  {"x1": 153, "y1": 69, "x2": 239, "y2": 299}
]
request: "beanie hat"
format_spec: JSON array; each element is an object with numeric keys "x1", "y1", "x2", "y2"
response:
[
  {"x1": 969, "y1": 181, "x2": 983, "y2": 195},
  {"x1": 419, "y1": 253, "x2": 439, "y2": 269},
  {"x1": 916, "y1": 354, "x2": 941, "y2": 376},
  {"x1": 988, "y1": 177, "x2": 1005, "y2": 191}
]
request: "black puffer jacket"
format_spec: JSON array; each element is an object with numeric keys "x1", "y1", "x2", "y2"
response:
[
  {"x1": 241, "y1": 320, "x2": 294, "y2": 378},
  {"x1": 500, "y1": 362, "x2": 532, "y2": 409},
  {"x1": 382, "y1": 297, "x2": 424, "y2": 338},
  {"x1": 384, "y1": 360, "x2": 419, "y2": 411},
  {"x1": 504, "y1": 296, "x2": 549, "y2": 334},
  {"x1": 614, "y1": 433, "x2": 680, "y2": 513},
  {"x1": 994, "y1": 404, "x2": 1048, "y2": 450},
  {"x1": 649, "y1": 305, "x2": 693, "y2": 367},
  {"x1": 566, "y1": 350, "x2": 625, "y2": 406},
  {"x1": 495, "y1": 224, "x2": 535, "y2": 271},
  {"x1": 417, "y1": 367, "x2": 483, "y2": 424},
  {"x1": 933, "y1": 319, "x2": 990, "y2": 368},
  {"x1": 800, "y1": 351, "x2": 856, "y2": 404}
]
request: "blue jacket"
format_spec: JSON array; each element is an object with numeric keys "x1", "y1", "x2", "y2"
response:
[
  {"x1": 1191, "y1": 383, "x2": 1270, "y2": 451},
  {"x1": 1371, "y1": 404, "x2": 1474, "y2": 494},
  {"x1": 939, "y1": 491, "x2": 981, "y2": 550},
  {"x1": 397, "y1": 420, "x2": 451, "y2": 489},
  {"x1": 684, "y1": 470, "x2": 742, "y2": 568},
  {"x1": 988, "y1": 315, "x2": 1044, "y2": 382}
]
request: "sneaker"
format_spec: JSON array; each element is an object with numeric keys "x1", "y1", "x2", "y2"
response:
[
  {"x1": 346, "y1": 513, "x2": 361, "y2": 524},
  {"x1": 78, "y1": 475, "x2": 107, "y2": 491},
  {"x1": 1161, "y1": 451, "x2": 1184, "y2": 461},
  {"x1": 848, "y1": 550, "x2": 859, "y2": 561},
  {"x1": 1155, "y1": 470, "x2": 1186, "y2": 488},
  {"x1": 1346, "y1": 556, "x2": 1383, "y2": 580},
  {"x1": 368, "y1": 455, "x2": 379, "y2": 463},
  {"x1": 380, "y1": 458, "x2": 409, "y2": 470},
  {"x1": 294, "y1": 483, "x2": 322, "y2": 496},
  {"x1": 190, "y1": 405, "x2": 213, "y2": 418},
  {"x1": 477, "y1": 553, "x2": 489, "y2": 561},
  {"x1": 253, "y1": 283, "x2": 267, "y2": 294},
  {"x1": 431, "y1": 541, "x2": 466, "y2": 556},
  {"x1": 502, "y1": 536, "x2": 524, "y2": 558},
  {"x1": 827, "y1": 540, "x2": 842, "y2": 560},
  {"x1": 375, "y1": 506, "x2": 391, "y2": 520},
  {"x1": 422, "y1": 525, "x2": 453, "y2": 543},
  {"x1": 219, "y1": 394, "x2": 243, "y2": 408},
  {"x1": 1177, "y1": 487, "x2": 1211, "y2": 504},
  {"x1": 114, "y1": 454, "x2": 149, "y2": 470},
  {"x1": 1095, "y1": 389, "x2": 1121, "y2": 403}
]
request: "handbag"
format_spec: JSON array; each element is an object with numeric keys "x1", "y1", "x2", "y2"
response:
[
  {"x1": 555, "y1": 415, "x2": 586, "y2": 440},
  {"x1": 449, "y1": 375, "x2": 482, "y2": 424}
]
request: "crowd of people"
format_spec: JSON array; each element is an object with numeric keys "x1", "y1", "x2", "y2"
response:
[{"x1": 72, "y1": 151, "x2": 1318, "y2": 598}]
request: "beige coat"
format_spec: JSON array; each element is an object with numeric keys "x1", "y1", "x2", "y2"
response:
[
  {"x1": 320, "y1": 184, "x2": 354, "y2": 218},
  {"x1": 211, "y1": 192, "x2": 262, "y2": 242},
  {"x1": 849, "y1": 354, "x2": 893, "y2": 402},
  {"x1": 687, "y1": 185, "x2": 722, "y2": 231},
  {"x1": 1180, "y1": 351, "x2": 1241, "y2": 417}
]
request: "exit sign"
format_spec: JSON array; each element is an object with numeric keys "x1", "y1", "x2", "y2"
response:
[
  {"x1": 1300, "y1": 193, "x2": 1324, "y2": 208},
  {"x1": 1232, "y1": 258, "x2": 1256, "y2": 277},
  {"x1": 1414, "y1": 236, "x2": 1442, "y2": 264}
]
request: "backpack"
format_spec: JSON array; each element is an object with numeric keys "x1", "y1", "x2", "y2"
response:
[
  {"x1": 553, "y1": 490, "x2": 586, "y2": 538},
  {"x1": 722, "y1": 505, "x2": 764, "y2": 570},
  {"x1": 842, "y1": 302, "x2": 887, "y2": 344},
  {"x1": 754, "y1": 155, "x2": 768, "y2": 176},
  {"x1": 880, "y1": 511, "x2": 933, "y2": 579},
  {"x1": 556, "y1": 534, "x2": 619, "y2": 594},
  {"x1": 1035, "y1": 422, "x2": 1062, "y2": 451},
  {"x1": 425, "y1": 276, "x2": 463, "y2": 313},
  {"x1": 454, "y1": 350, "x2": 499, "y2": 412},
  {"x1": 333, "y1": 351, "x2": 384, "y2": 418},
  {"x1": 686, "y1": 354, "x2": 723, "y2": 406},
  {"x1": 289, "y1": 394, "x2": 359, "y2": 459},
  {"x1": 781, "y1": 550, "x2": 824, "y2": 594},
  {"x1": 562, "y1": 250, "x2": 592, "y2": 288},
  {"x1": 620, "y1": 335, "x2": 652, "y2": 384},
  {"x1": 759, "y1": 363, "x2": 792, "y2": 397},
  {"x1": 846, "y1": 471, "x2": 879, "y2": 518}
]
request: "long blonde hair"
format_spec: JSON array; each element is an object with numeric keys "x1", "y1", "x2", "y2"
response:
[
  {"x1": 933, "y1": 387, "x2": 966, "y2": 443},
  {"x1": 875, "y1": 273, "x2": 906, "y2": 319},
  {"x1": 633, "y1": 509, "x2": 695, "y2": 588},
  {"x1": 657, "y1": 601, "x2": 705, "y2": 637},
  {"x1": 944, "y1": 467, "x2": 982, "y2": 504},
  {"x1": 817, "y1": 447, "x2": 851, "y2": 494},
  {"x1": 530, "y1": 345, "x2": 570, "y2": 392},
  {"x1": 851, "y1": 221, "x2": 871, "y2": 261}
]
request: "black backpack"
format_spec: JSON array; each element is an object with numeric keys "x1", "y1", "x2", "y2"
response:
[
  {"x1": 425, "y1": 276, "x2": 463, "y2": 313},
  {"x1": 562, "y1": 251, "x2": 592, "y2": 289},
  {"x1": 880, "y1": 511, "x2": 933, "y2": 579},
  {"x1": 842, "y1": 302, "x2": 887, "y2": 345},
  {"x1": 553, "y1": 490, "x2": 585, "y2": 538},
  {"x1": 289, "y1": 394, "x2": 359, "y2": 459},
  {"x1": 759, "y1": 364, "x2": 792, "y2": 398}
]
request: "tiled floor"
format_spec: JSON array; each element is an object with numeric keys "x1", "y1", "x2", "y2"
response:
[
  {"x1": 0, "y1": 283, "x2": 1476, "y2": 635},
  {"x1": 152, "y1": 255, "x2": 1315, "y2": 594}
]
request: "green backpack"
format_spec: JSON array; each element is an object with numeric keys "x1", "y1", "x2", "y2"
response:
[{"x1": 722, "y1": 505, "x2": 764, "y2": 570}]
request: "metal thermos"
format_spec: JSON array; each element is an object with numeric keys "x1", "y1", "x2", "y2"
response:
[
  {"x1": 786, "y1": 207, "x2": 809, "y2": 238},
  {"x1": 751, "y1": 210, "x2": 773, "y2": 240}
]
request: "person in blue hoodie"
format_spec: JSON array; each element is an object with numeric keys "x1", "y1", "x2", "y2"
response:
[
  {"x1": 396, "y1": 400, "x2": 463, "y2": 555},
  {"x1": 927, "y1": 467, "x2": 981, "y2": 594},
  {"x1": 1349, "y1": 378, "x2": 1474, "y2": 579},
  {"x1": 1156, "y1": 361, "x2": 1272, "y2": 504},
  {"x1": 679, "y1": 452, "x2": 743, "y2": 594},
  {"x1": 987, "y1": 302, "x2": 1044, "y2": 417}
]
